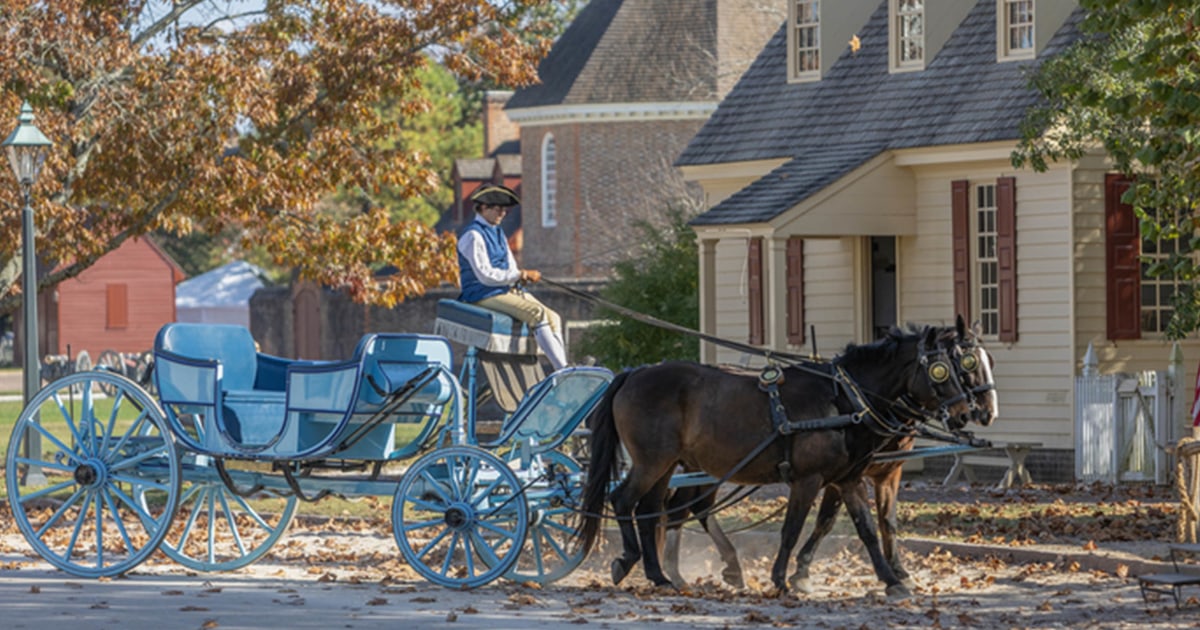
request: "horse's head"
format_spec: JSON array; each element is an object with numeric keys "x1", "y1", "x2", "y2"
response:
[
  {"x1": 942, "y1": 315, "x2": 999, "y2": 429},
  {"x1": 907, "y1": 325, "x2": 974, "y2": 428}
]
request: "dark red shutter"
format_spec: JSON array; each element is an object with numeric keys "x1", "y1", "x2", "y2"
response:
[
  {"x1": 106, "y1": 284, "x2": 128, "y2": 329},
  {"x1": 786, "y1": 237, "x2": 805, "y2": 344},
  {"x1": 951, "y1": 180, "x2": 971, "y2": 324},
  {"x1": 748, "y1": 238, "x2": 764, "y2": 345},
  {"x1": 996, "y1": 177, "x2": 1018, "y2": 342},
  {"x1": 1105, "y1": 174, "x2": 1140, "y2": 340}
]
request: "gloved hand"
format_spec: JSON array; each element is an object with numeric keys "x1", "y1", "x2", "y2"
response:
[{"x1": 520, "y1": 269, "x2": 542, "y2": 283}]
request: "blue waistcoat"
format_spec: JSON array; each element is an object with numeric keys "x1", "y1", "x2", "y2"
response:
[{"x1": 458, "y1": 221, "x2": 510, "y2": 303}]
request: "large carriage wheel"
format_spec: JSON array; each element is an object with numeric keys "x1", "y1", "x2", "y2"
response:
[
  {"x1": 393, "y1": 446, "x2": 528, "y2": 589},
  {"x1": 5, "y1": 371, "x2": 181, "y2": 577},
  {"x1": 150, "y1": 458, "x2": 298, "y2": 572},
  {"x1": 94, "y1": 349, "x2": 126, "y2": 396},
  {"x1": 503, "y1": 450, "x2": 585, "y2": 584}
]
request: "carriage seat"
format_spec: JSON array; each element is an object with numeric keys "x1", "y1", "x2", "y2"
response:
[
  {"x1": 154, "y1": 323, "x2": 287, "y2": 445},
  {"x1": 433, "y1": 299, "x2": 538, "y2": 355}
]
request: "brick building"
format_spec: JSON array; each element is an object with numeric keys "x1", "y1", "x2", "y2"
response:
[{"x1": 503, "y1": 0, "x2": 781, "y2": 278}]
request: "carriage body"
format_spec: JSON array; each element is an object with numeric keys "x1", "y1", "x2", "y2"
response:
[{"x1": 152, "y1": 323, "x2": 459, "y2": 461}]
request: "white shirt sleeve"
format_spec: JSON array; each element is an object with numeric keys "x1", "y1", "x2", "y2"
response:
[{"x1": 458, "y1": 228, "x2": 521, "y2": 287}]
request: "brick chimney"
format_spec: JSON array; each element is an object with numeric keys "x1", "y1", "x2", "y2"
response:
[{"x1": 483, "y1": 90, "x2": 519, "y2": 156}]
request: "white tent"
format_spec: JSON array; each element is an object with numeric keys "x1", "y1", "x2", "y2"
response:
[{"x1": 175, "y1": 261, "x2": 266, "y2": 328}]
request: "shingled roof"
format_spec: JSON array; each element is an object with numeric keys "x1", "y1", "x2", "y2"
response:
[
  {"x1": 506, "y1": 0, "x2": 720, "y2": 109},
  {"x1": 680, "y1": 0, "x2": 1084, "y2": 226}
]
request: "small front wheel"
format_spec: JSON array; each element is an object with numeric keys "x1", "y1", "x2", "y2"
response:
[
  {"x1": 393, "y1": 446, "x2": 528, "y2": 589},
  {"x1": 5, "y1": 371, "x2": 181, "y2": 577},
  {"x1": 503, "y1": 450, "x2": 585, "y2": 584}
]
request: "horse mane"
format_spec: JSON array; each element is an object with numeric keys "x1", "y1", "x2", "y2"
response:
[{"x1": 836, "y1": 323, "x2": 927, "y2": 364}]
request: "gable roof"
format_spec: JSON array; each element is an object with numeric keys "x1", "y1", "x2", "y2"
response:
[
  {"x1": 175, "y1": 261, "x2": 266, "y2": 308},
  {"x1": 680, "y1": 0, "x2": 1084, "y2": 226},
  {"x1": 506, "y1": 0, "x2": 719, "y2": 110}
]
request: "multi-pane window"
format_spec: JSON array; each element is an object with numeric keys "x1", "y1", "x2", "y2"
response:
[
  {"x1": 791, "y1": 0, "x2": 820, "y2": 79},
  {"x1": 541, "y1": 133, "x2": 557, "y2": 227},
  {"x1": 976, "y1": 185, "x2": 999, "y2": 337},
  {"x1": 896, "y1": 0, "x2": 924, "y2": 67},
  {"x1": 1140, "y1": 207, "x2": 1183, "y2": 334},
  {"x1": 1003, "y1": 0, "x2": 1032, "y2": 58}
]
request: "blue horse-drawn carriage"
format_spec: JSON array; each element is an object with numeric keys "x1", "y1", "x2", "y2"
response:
[{"x1": 4, "y1": 301, "x2": 612, "y2": 588}]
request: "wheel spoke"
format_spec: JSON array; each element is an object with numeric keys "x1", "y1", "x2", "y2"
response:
[
  {"x1": 417, "y1": 468, "x2": 453, "y2": 505},
  {"x1": 102, "y1": 410, "x2": 151, "y2": 463},
  {"x1": 98, "y1": 388, "x2": 128, "y2": 456},
  {"x1": 13, "y1": 457, "x2": 77, "y2": 476},
  {"x1": 468, "y1": 530, "x2": 503, "y2": 569},
  {"x1": 414, "y1": 527, "x2": 452, "y2": 562},
  {"x1": 101, "y1": 488, "x2": 136, "y2": 559},
  {"x1": 27, "y1": 420, "x2": 83, "y2": 465},
  {"x1": 49, "y1": 393, "x2": 90, "y2": 457},
  {"x1": 440, "y1": 532, "x2": 462, "y2": 576},
  {"x1": 33, "y1": 487, "x2": 87, "y2": 538},
  {"x1": 402, "y1": 516, "x2": 445, "y2": 533},
  {"x1": 217, "y1": 490, "x2": 248, "y2": 557},
  {"x1": 107, "y1": 444, "x2": 171, "y2": 473},
  {"x1": 63, "y1": 492, "x2": 93, "y2": 565}
]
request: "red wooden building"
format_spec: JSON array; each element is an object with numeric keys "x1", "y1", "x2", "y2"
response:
[{"x1": 18, "y1": 237, "x2": 186, "y2": 363}]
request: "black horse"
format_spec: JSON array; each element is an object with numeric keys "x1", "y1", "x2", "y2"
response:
[{"x1": 579, "y1": 324, "x2": 975, "y2": 596}]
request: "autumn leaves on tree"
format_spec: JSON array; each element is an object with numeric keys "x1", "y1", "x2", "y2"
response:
[{"x1": 0, "y1": 0, "x2": 553, "y2": 311}]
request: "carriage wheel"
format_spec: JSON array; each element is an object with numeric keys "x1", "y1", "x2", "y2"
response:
[
  {"x1": 503, "y1": 450, "x2": 585, "y2": 584},
  {"x1": 95, "y1": 350, "x2": 125, "y2": 395},
  {"x1": 151, "y1": 458, "x2": 298, "y2": 572},
  {"x1": 133, "y1": 351, "x2": 156, "y2": 396},
  {"x1": 70, "y1": 351, "x2": 93, "y2": 395},
  {"x1": 5, "y1": 371, "x2": 181, "y2": 577},
  {"x1": 393, "y1": 446, "x2": 528, "y2": 589}
]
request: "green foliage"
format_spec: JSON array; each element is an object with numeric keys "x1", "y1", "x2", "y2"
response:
[
  {"x1": 575, "y1": 206, "x2": 699, "y2": 369},
  {"x1": 334, "y1": 60, "x2": 482, "y2": 226},
  {"x1": 1012, "y1": 0, "x2": 1200, "y2": 339}
]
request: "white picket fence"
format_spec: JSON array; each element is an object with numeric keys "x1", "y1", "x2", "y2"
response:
[{"x1": 1074, "y1": 343, "x2": 1182, "y2": 485}]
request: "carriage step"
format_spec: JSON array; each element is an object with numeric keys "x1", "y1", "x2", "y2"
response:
[{"x1": 668, "y1": 472, "x2": 719, "y2": 489}]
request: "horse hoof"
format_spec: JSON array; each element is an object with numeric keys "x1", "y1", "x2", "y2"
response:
[
  {"x1": 885, "y1": 583, "x2": 912, "y2": 599},
  {"x1": 611, "y1": 559, "x2": 631, "y2": 585},
  {"x1": 900, "y1": 576, "x2": 918, "y2": 590},
  {"x1": 722, "y1": 571, "x2": 745, "y2": 590},
  {"x1": 790, "y1": 578, "x2": 814, "y2": 594}
]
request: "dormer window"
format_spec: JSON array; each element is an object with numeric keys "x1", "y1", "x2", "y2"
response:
[
  {"x1": 998, "y1": 0, "x2": 1035, "y2": 60},
  {"x1": 890, "y1": 0, "x2": 924, "y2": 72},
  {"x1": 788, "y1": 0, "x2": 820, "y2": 82}
]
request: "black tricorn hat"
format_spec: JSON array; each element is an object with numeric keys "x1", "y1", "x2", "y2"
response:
[{"x1": 470, "y1": 185, "x2": 520, "y2": 207}]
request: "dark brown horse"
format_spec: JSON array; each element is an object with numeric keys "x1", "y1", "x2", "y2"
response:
[
  {"x1": 579, "y1": 324, "x2": 975, "y2": 596},
  {"x1": 789, "y1": 317, "x2": 998, "y2": 592},
  {"x1": 662, "y1": 317, "x2": 999, "y2": 590}
]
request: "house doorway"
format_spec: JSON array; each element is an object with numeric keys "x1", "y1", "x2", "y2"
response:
[{"x1": 869, "y1": 236, "x2": 897, "y2": 339}]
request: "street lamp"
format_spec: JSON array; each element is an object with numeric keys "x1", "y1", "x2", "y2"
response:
[{"x1": 4, "y1": 101, "x2": 52, "y2": 485}]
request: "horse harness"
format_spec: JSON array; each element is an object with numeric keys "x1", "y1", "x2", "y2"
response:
[{"x1": 757, "y1": 335, "x2": 976, "y2": 484}]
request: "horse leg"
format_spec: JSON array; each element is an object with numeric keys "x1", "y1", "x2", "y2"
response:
[
  {"x1": 698, "y1": 505, "x2": 744, "y2": 588},
  {"x1": 634, "y1": 476, "x2": 674, "y2": 587},
  {"x1": 873, "y1": 464, "x2": 914, "y2": 588},
  {"x1": 770, "y1": 476, "x2": 822, "y2": 594},
  {"x1": 607, "y1": 476, "x2": 644, "y2": 585},
  {"x1": 661, "y1": 485, "x2": 690, "y2": 588},
  {"x1": 789, "y1": 486, "x2": 843, "y2": 593},
  {"x1": 837, "y1": 480, "x2": 910, "y2": 598},
  {"x1": 609, "y1": 463, "x2": 675, "y2": 585}
]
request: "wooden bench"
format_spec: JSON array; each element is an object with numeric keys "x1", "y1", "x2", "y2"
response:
[
  {"x1": 1139, "y1": 543, "x2": 1200, "y2": 608},
  {"x1": 942, "y1": 441, "x2": 1041, "y2": 489}
]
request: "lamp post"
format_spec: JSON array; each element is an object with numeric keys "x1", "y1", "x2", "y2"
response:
[{"x1": 4, "y1": 101, "x2": 52, "y2": 485}]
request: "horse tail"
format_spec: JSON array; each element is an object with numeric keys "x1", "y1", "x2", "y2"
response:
[{"x1": 579, "y1": 368, "x2": 633, "y2": 556}]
